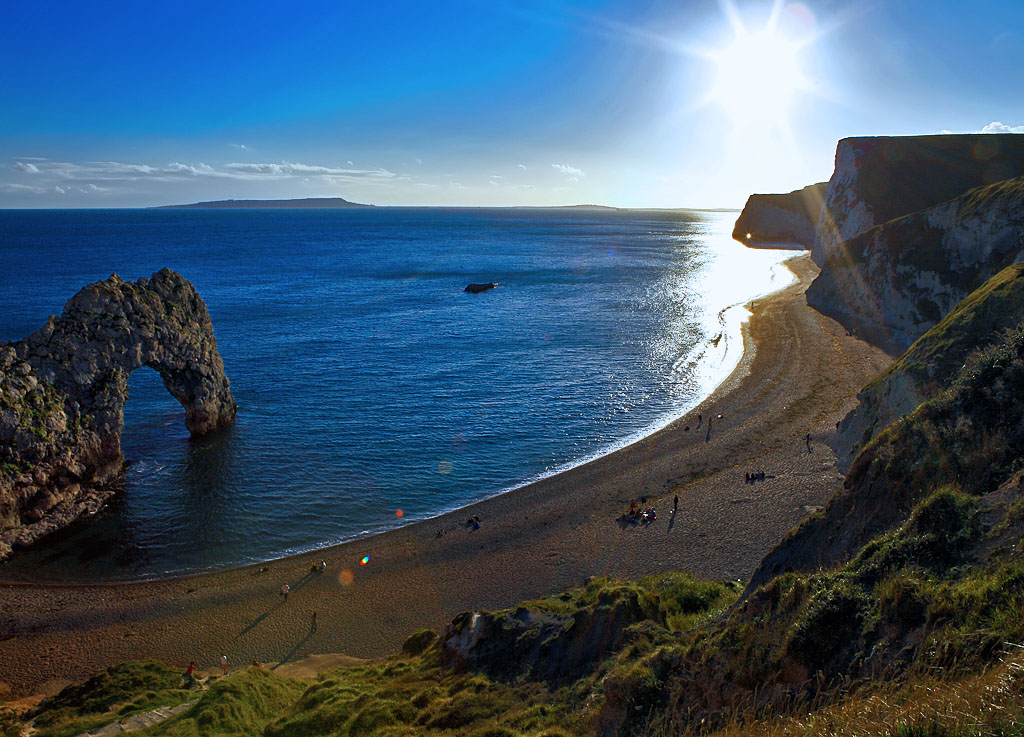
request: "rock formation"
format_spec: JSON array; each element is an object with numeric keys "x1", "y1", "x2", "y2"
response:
[
  {"x1": 806, "y1": 175, "x2": 1024, "y2": 353},
  {"x1": 464, "y1": 283, "x2": 497, "y2": 294},
  {"x1": 0, "y1": 269, "x2": 236, "y2": 559},
  {"x1": 732, "y1": 182, "x2": 827, "y2": 248},
  {"x1": 831, "y1": 263, "x2": 1024, "y2": 472},
  {"x1": 812, "y1": 134, "x2": 1024, "y2": 268}
]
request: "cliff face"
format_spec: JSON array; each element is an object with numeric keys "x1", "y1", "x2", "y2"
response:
[
  {"x1": 813, "y1": 134, "x2": 1024, "y2": 268},
  {"x1": 831, "y1": 263, "x2": 1024, "y2": 471},
  {"x1": 731, "y1": 182, "x2": 827, "y2": 248},
  {"x1": 748, "y1": 314, "x2": 1024, "y2": 593},
  {"x1": 806, "y1": 175, "x2": 1024, "y2": 354},
  {"x1": 0, "y1": 269, "x2": 236, "y2": 559}
]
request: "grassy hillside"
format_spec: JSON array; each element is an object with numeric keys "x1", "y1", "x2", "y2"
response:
[{"x1": 831, "y1": 262, "x2": 1024, "y2": 470}]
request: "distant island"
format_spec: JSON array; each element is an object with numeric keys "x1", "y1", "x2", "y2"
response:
[{"x1": 154, "y1": 197, "x2": 371, "y2": 209}]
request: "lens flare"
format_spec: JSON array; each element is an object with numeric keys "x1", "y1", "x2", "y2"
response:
[
  {"x1": 360, "y1": 555, "x2": 370, "y2": 566},
  {"x1": 338, "y1": 569, "x2": 354, "y2": 585}
]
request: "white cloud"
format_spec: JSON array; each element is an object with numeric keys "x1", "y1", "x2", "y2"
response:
[
  {"x1": 552, "y1": 163, "x2": 584, "y2": 177},
  {"x1": 224, "y1": 161, "x2": 396, "y2": 180},
  {"x1": 229, "y1": 143, "x2": 250, "y2": 150},
  {"x1": 0, "y1": 183, "x2": 63, "y2": 194},
  {"x1": 518, "y1": 164, "x2": 527, "y2": 170},
  {"x1": 4, "y1": 158, "x2": 399, "y2": 190},
  {"x1": 980, "y1": 121, "x2": 1024, "y2": 133}
]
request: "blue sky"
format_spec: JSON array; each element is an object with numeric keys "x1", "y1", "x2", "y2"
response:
[{"x1": 2, "y1": 0, "x2": 1023, "y2": 208}]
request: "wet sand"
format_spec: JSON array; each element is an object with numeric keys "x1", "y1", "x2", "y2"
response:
[{"x1": 0, "y1": 253, "x2": 892, "y2": 698}]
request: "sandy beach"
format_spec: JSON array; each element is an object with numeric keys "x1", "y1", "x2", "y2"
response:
[{"x1": 0, "y1": 253, "x2": 891, "y2": 699}]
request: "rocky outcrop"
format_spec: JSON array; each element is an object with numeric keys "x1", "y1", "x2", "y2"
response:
[
  {"x1": 806, "y1": 175, "x2": 1024, "y2": 354},
  {"x1": 439, "y1": 588, "x2": 660, "y2": 683},
  {"x1": 0, "y1": 269, "x2": 236, "y2": 559},
  {"x1": 464, "y1": 283, "x2": 497, "y2": 294},
  {"x1": 831, "y1": 263, "x2": 1024, "y2": 472},
  {"x1": 731, "y1": 182, "x2": 827, "y2": 248},
  {"x1": 813, "y1": 134, "x2": 1024, "y2": 268}
]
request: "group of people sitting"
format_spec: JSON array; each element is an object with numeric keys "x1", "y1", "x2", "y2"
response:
[
  {"x1": 626, "y1": 499, "x2": 658, "y2": 525},
  {"x1": 745, "y1": 470, "x2": 766, "y2": 483}
]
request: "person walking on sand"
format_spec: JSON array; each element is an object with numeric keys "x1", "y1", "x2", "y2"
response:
[
  {"x1": 806, "y1": 433, "x2": 812, "y2": 452},
  {"x1": 281, "y1": 583, "x2": 290, "y2": 601},
  {"x1": 673, "y1": 495, "x2": 678, "y2": 513},
  {"x1": 311, "y1": 610, "x2": 318, "y2": 632},
  {"x1": 184, "y1": 661, "x2": 196, "y2": 688},
  {"x1": 220, "y1": 654, "x2": 228, "y2": 675}
]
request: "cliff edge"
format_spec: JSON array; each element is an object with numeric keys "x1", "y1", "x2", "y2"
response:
[
  {"x1": 0, "y1": 269, "x2": 236, "y2": 559},
  {"x1": 732, "y1": 182, "x2": 827, "y2": 248},
  {"x1": 813, "y1": 134, "x2": 1024, "y2": 268}
]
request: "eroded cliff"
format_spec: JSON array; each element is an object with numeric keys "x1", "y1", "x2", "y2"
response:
[
  {"x1": 0, "y1": 269, "x2": 236, "y2": 559},
  {"x1": 731, "y1": 182, "x2": 827, "y2": 248},
  {"x1": 831, "y1": 263, "x2": 1024, "y2": 471},
  {"x1": 813, "y1": 134, "x2": 1024, "y2": 268},
  {"x1": 806, "y1": 175, "x2": 1024, "y2": 353}
]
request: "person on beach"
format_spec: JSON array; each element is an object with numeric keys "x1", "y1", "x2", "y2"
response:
[
  {"x1": 311, "y1": 610, "x2": 318, "y2": 632},
  {"x1": 806, "y1": 433, "x2": 812, "y2": 452},
  {"x1": 673, "y1": 495, "x2": 678, "y2": 511},
  {"x1": 706, "y1": 417, "x2": 712, "y2": 442},
  {"x1": 183, "y1": 661, "x2": 196, "y2": 688},
  {"x1": 281, "y1": 583, "x2": 290, "y2": 601},
  {"x1": 251, "y1": 657, "x2": 261, "y2": 668},
  {"x1": 220, "y1": 654, "x2": 228, "y2": 675},
  {"x1": 697, "y1": 414, "x2": 702, "y2": 428}
]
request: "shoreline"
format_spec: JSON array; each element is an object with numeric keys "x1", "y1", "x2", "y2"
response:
[
  {"x1": 0, "y1": 216, "x2": 793, "y2": 586},
  {"x1": 0, "y1": 253, "x2": 893, "y2": 699}
]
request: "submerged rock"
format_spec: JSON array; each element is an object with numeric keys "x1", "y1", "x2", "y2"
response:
[
  {"x1": 464, "y1": 282, "x2": 497, "y2": 294},
  {"x1": 0, "y1": 269, "x2": 236, "y2": 559}
]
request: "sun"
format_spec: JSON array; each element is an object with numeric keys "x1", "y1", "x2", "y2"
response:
[{"x1": 710, "y1": 26, "x2": 806, "y2": 124}]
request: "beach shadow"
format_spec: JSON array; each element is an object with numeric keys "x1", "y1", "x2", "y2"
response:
[
  {"x1": 667, "y1": 511, "x2": 676, "y2": 534},
  {"x1": 240, "y1": 600, "x2": 286, "y2": 635},
  {"x1": 272, "y1": 631, "x2": 313, "y2": 670}
]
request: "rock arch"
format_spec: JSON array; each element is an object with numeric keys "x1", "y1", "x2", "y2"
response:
[{"x1": 0, "y1": 269, "x2": 236, "y2": 558}]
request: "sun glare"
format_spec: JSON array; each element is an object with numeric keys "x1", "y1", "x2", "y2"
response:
[{"x1": 711, "y1": 27, "x2": 805, "y2": 124}]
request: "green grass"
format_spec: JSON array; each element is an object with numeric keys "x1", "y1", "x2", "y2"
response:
[
  {"x1": 869, "y1": 262, "x2": 1024, "y2": 393},
  {"x1": 146, "y1": 668, "x2": 306, "y2": 737},
  {"x1": 30, "y1": 661, "x2": 194, "y2": 737}
]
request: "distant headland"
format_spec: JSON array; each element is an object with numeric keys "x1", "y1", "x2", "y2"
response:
[{"x1": 154, "y1": 197, "x2": 372, "y2": 209}]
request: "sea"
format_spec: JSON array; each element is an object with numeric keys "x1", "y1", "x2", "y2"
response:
[{"x1": 0, "y1": 207, "x2": 794, "y2": 581}]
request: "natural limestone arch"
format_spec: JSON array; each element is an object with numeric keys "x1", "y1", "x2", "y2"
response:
[{"x1": 0, "y1": 269, "x2": 236, "y2": 558}]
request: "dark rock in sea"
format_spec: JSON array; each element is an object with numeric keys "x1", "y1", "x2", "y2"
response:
[
  {"x1": 464, "y1": 282, "x2": 497, "y2": 294},
  {"x1": 732, "y1": 182, "x2": 827, "y2": 248},
  {"x1": 0, "y1": 269, "x2": 236, "y2": 560}
]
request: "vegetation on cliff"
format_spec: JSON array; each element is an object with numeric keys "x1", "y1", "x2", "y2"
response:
[{"x1": 831, "y1": 261, "x2": 1024, "y2": 470}]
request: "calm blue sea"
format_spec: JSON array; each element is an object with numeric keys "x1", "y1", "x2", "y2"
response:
[{"x1": 0, "y1": 207, "x2": 792, "y2": 580}]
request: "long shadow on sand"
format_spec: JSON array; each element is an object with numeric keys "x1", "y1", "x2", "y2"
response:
[{"x1": 272, "y1": 631, "x2": 313, "y2": 670}]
